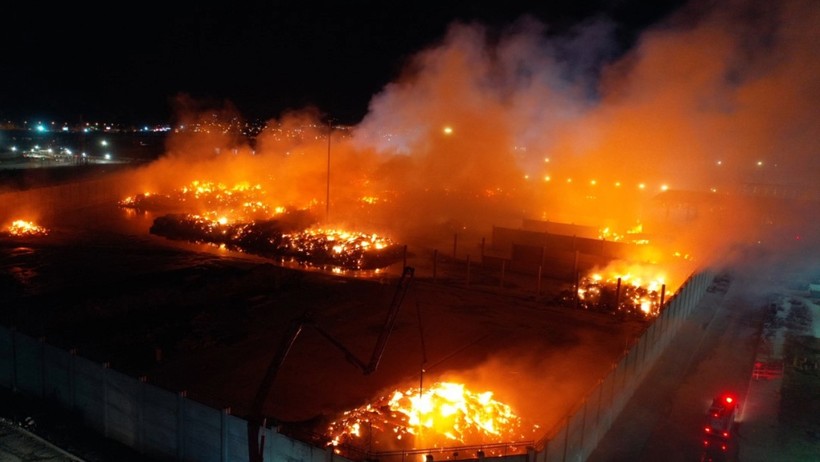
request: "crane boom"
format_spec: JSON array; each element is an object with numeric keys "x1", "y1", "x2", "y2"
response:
[
  {"x1": 366, "y1": 266, "x2": 414, "y2": 373},
  {"x1": 247, "y1": 266, "x2": 414, "y2": 462}
]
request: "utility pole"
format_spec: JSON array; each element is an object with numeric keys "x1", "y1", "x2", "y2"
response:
[{"x1": 326, "y1": 118, "x2": 332, "y2": 223}]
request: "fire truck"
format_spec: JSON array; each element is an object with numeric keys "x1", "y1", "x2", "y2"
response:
[
  {"x1": 704, "y1": 393, "x2": 739, "y2": 439},
  {"x1": 700, "y1": 393, "x2": 740, "y2": 462}
]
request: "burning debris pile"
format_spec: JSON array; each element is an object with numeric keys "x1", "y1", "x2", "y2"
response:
[
  {"x1": 4, "y1": 220, "x2": 49, "y2": 237},
  {"x1": 119, "y1": 180, "x2": 280, "y2": 221},
  {"x1": 120, "y1": 179, "x2": 405, "y2": 270},
  {"x1": 562, "y1": 273, "x2": 666, "y2": 319},
  {"x1": 326, "y1": 381, "x2": 536, "y2": 455},
  {"x1": 149, "y1": 214, "x2": 403, "y2": 270}
]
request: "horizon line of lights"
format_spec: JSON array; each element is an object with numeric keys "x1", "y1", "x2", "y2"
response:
[{"x1": 530, "y1": 175, "x2": 673, "y2": 191}]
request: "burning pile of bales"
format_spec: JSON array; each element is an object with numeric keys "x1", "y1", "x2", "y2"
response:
[
  {"x1": 120, "y1": 179, "x2": 405, "y2": 270},
  {"x1": 3, "y1": 219, "x2": 49, "y2": 237},
  {"x1": 325, "y1": 381, "x2": 536, "y2": 456},
  {"x1": 149, "y1": 213, "x2": 404, "y2": 270},
  {"x1": 556, "y1": 274, "x2": 666, "y2": 319}
]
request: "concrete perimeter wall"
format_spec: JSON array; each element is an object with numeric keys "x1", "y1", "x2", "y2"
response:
[
  {"x1": 0, "y1": 326, "x2": 349, "y2": 462},
  {"x1": 533, "y1": 269, "x2": 714, "y2": 462}
]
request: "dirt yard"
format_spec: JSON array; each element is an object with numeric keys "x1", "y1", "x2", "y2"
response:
[{"x1": 1, "y1": 202, "x2": 648, "y2": 455}]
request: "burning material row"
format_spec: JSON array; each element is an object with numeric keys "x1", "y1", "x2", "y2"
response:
[
  {"x1": 119, "y1": 180, "x2": 281, "y2": 221},
  {"x1": 149, "y1": 213, "x2": 403, "y2": 270},
  {"x1": 120, "y1": 180, "x2": 405, "y2": 270}
]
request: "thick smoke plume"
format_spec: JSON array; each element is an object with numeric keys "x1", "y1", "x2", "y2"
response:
[
  {"x1": 116, "y1": 0, "x2": 820, "y2": 437},
  {"x1": 128, "y1": 0, "x2": 817, "y2": 279}
]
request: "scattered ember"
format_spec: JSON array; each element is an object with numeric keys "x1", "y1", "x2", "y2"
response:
[
  {"x1": 326, "y1": 382, "x2": 537, "y2": 454},
  {"x1": 5, "y1": 220, "x2": 49, "y2": 236},
  {"x1": 598, "y1": 223, "x2": 649, "y2": 244}
]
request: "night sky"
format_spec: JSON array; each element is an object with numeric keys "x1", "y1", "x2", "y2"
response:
[{"x1": 1, "y1": 1, "x2": 686, "y2": 125}]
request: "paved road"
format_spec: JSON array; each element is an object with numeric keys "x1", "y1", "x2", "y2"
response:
[
  {"x1": 0, "y1": 418, "x2": 85, "y2": 462},
  {"x1": 0, "y1": 387, "x2": 152, "y2": 462},
  {"x1": 587, "y1": 272, "x2": 765, "y2": 462}
]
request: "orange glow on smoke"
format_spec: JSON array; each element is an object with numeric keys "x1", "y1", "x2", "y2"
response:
[{"x1": 327, "y1": 381, "x2": 536, "y2": 453}]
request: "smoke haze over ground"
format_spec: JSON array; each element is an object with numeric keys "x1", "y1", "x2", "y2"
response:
[
  {"x1": 3, "y1": 1, "x2": 818, "y2": 453},
  {"x1": 124, "y1": 0, "x2": 817, "y2": 284}
]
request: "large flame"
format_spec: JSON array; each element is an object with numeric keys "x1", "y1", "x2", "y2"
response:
[
  {"x1": 5, "y1": 220, "x2": 49, "y2": 237},
  {"x1": 326, "y1": 381, "x2": 537, "y2": 454},
  {"x1": 573, "y1": 261, "x2": 680, "y2": 318}
]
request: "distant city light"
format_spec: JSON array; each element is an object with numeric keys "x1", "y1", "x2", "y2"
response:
[
  {"x1": 36, "y1": 124, "x2": 46, "y2": 132},
  {"x1": 100, "y1": 140, "x2": 108, "y2": 146},
  {"x1": 638, "y1": 183, "x2": 646, "y2": 190},
  {"x1": 442, "y1": 126, "x2": 453, "y2": 135},
  {"x1": 756, "y1": 160, "x2": 764, "y2": 166},
  {"x1": 660, "y1": 184, "x2": 669, "y2": 191},
  {"x1": 104, "y1": 153, "x2": 111, "y2": 160}
]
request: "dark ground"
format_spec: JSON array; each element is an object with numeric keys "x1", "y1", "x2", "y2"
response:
[
  {"x1": 0, "y1": 163, "x2": 657, "y2": 459},
  {"x1": 0, "y1": 201, "x2": 650, "y2": 459}
]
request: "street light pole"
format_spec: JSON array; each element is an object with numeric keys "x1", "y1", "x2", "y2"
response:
[{"x1": 326, "y1": 118, "x2": 331, "y2": 223}]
